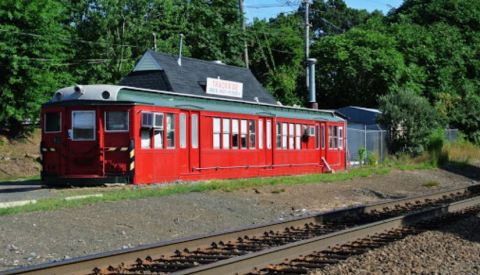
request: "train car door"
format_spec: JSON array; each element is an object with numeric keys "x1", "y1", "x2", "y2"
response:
[
  {"x1": 325, "y1": 124, "x2": 342, "y2": 168},
  {"x1": 65, "y1": 107, "x2": 101, "y2": 176},
  {"x1": 189, "y1": 111, "x2": 200, "y2": 172},
  {"x1": 319, "y1": 123, "x2": 326, "y2": 161},
  {"x1": 265, "y1": 119, "x2": 273, "y2": 166}
]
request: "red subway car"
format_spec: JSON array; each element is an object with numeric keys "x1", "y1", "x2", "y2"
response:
[{"x1": 40, "y1": 85, "x2": 346, "y2": 185}]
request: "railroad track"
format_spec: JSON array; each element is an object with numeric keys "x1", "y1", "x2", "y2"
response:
[{"x1": 3, "y1": 184, "x2": 480, "y2": 275}]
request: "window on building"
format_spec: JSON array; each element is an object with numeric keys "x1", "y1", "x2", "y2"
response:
[
  {"x1": 249, "y1": 120, "x2": 256, "y2": 149},
  {"x1": 338, "y1": 126, "x2": 344, "y2": 149},
  {"x1": 328, "y1": 126, "x2": 334, "y2": 148},
  {"x1": 180, "y1": 113, "x2": 186, "y2": 148},
  {"x1": 321, "y1": 125, "x2": 325, "y2": 149},
  {"x1": 222, "y1": 118, "x2": 230, "y2": 149},
  {"x1": 232, "y1": 119, "x2": 239, "y2": 148},
  {"x1": 45, "y1": 112, "x2": 61, "y2": 133},
  {"x1": 266, "y1": 120, "x2": 272, "y2": 149},
  {"x1": 141, "y1": 129, "x2": 151, "y2": 149},
  {"x1": 258, "y1": 119, "x2": 263, "y2": 149},
  {"x1": 295, "y1": 124, "x2": 301, "y2": 149},
  {"x1": 282, "y1": 123, "x2": 288, "y2": 149},
  {"x1": 166, "y1": 113, "x2": 175, "y2": 148},
  {"x1": 276, "y1": 122, "x2": 282, "y2": 149},
  {"x1": 241, "y1": 120, "x2": 247, "y2": 149},
  {"x1": 213, "y1": 117, "x2": 221, "y2": 149},
  {"x1": 72, "y1": 111, "x2": 95, "y2": 140},
  {"x1": 154, "y1": 113, "x2": 164, "y2": 129},
  {"x1": 191, "y1": 114, "x2": 198, "y2": 149},
  {"x1": 105, "y1": 111, "x2": 128, "y2": 132},
  {"x1": 315, "y1": 125, "x2": 320, "y2": 149},
  {"x1": 154, "y1": 113, "x2": 164, "y2": 149},
  {"x1": 288, "y1": 123, "x2": 294, "y2": 149},
  {"x1": 333, "y1": 126, "x2": 339, "y2": 148}
]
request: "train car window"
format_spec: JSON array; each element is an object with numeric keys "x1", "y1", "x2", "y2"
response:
[
  {"x1": 281, "y1": 123, "x2": 287, "y2": 149},
  {"x1": 141, "y1": 129, "x2": 151, "y2": 149},
  {"x1": 232, "y1": 119, "x2": 239, "y2": 149},
  {"x1": 338, "y1": 127, "x2": 344, "y2": 149},
  {"x1": 167, "y1": 113, "x2": 175, "y2": 148},
  {"x1": 72, "y1": 111, "x2": 95, "y2": 140},
  {"x1": 45, "y1": 112, "x2": 61, "y2": 133},
  {"x1": 258, "y1": 120, "x2": 263, "y2": 149},
  {"x1": 288, "y1": 123, "x2": 294, "y2": 150},
  {"x1": 266, "y1": 120, "x2": 272, "y2": 149},
  {"x1": 213, "y1": 118, "x2": 221, "y2": 149},
  {"x1": 321, "y1": 125, "x2": 325, "y2": 149},
  {"x1": 154, "y1": 113, "x2": 164, "y2": 128},
  {"x1": 153, "y1": 113, "x2": 164, "y2": 149},
  {"x1": 191, "y1": 114, "x2": 198, "y2": 149},
  {"x1": 249, "y1": 120, "x2": 256, "y2": 149},
  {"x1": 328, "y1": 126, "x2": 334, "y2": 148},
  {"x1": 240, "y1": 120, "x2": 247, "y2": 149},
  {"x1": 222, "y1": 118, "x2": 230, "y2": 149},
  {"x1": 276, "y1": 123, "x2": 282, "y2": 149},
  {"x1": 141, "y1": 112, "x2": 153, "y2": 128},
  {"x1": 333, "y1": 126, "x2": 339, "y2": 148},
  {"x1": 105, "y1": 111, "x2": 128, "y2": 132},
  {"x1": 295, "y1": 124, "x2": 301, "y2": 150},
  {"x1": 180, "y1": 113, "x2": 187, "y2": 148},
  {"x1": 315, "y1": 125, "x2": 320, "y2": 149}
]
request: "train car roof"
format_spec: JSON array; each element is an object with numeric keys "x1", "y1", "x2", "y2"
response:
[{"x1": 46, "y1": 85, "x2": 344, "y2": 122}]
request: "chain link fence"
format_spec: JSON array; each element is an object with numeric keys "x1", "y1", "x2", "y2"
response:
[
  {"x1": 347, "y1": 127, "x2": 387, "y2": 165},
  {"x1": 347, "y1": 127, "x2": 459, "y2": 165}
]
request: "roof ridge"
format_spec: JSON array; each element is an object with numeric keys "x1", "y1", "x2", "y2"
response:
[{"x1": 148, "y1": 50, "x2": 250, "y2": 71}]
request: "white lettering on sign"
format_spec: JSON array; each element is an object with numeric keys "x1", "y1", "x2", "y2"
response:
[{"x1": 206, "y1": 77, "x2": 243, "y2": 98}]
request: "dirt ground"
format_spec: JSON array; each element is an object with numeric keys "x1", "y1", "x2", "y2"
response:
[
  {"x1": 0, "y1": 167, "x2": 477, "y2": 271},
  {"x1": 0, "y1": 131, "x2": 41, "y2": 180}
]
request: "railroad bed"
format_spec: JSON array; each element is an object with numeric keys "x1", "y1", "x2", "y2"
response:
[{"x1": 4, "y1": 184, "x2": 480, "y2": 275}]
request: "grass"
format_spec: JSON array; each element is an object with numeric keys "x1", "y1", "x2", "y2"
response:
[
  {"x1": 0, "y1": 163, "x2": 430, "y2": 216},
  {"x1": 422, "y1": 180, "x2": 440, "y2": 188},
  {"x1": 443, "y1": 140, "x2": 480, "y2": 164},
  {"x1": 0, "y1": 175, "x2": 41, "y2": 184}
]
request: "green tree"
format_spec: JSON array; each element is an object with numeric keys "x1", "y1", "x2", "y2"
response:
[
  {"x1": 0, "y1": 0, "x2": 73, "y2": 136},
  {"x1": 378, "y1": 89, "x2": 442, "y2": 155}
]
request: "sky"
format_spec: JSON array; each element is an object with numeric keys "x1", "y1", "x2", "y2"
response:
[{"x1": 245, "y1": 0, "x2": 404, "y2": 22}]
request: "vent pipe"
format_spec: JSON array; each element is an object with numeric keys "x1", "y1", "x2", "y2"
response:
[
  {"x1": 177, "y1": 33, "x2": 184, "y2": 66},
  {"x1": 307, "y1": 58, "x2": 318, "y2": 109}
]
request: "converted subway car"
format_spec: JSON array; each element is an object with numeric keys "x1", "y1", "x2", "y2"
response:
[{"x1": 40, "y1": 85, "x2": 347, "y2": 185}]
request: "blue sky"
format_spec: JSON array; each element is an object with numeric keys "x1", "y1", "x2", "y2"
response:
[{"x1": 245, "y1": 0, "x2": 404, "y2": 22}]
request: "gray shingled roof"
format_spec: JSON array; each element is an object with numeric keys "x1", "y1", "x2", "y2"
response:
[{"x1": 119, "y1": 50, "x2": 278, "y2": 104}]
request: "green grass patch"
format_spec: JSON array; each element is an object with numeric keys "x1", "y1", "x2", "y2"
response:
[
  {"x1": 0, "y1": 175, "x2": 41, "y2": 184},
  {"x1": 422, "y1": 181, "x2": 440, "y2": 188},
  {"x1": 0, "y1": 162, "x2": 433, "y2": 216}
]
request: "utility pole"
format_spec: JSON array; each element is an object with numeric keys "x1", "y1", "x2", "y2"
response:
[
  {"x1": 304, "y1": 0, "x2": 310, "y2": 91},
  {"x1": 239, "y1": 0, "x2": 249, "y2": 68}
]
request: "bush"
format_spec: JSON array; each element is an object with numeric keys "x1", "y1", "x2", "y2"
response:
[
  {"x1": 379, "y1": 89, "x2": 443, "y2": 156},
  {"x1": 366, "y1": 152, "x2": 379, "y2": 166},
  {"x1": 358, "y1": 147, "x2": 367, "y2": 165}
]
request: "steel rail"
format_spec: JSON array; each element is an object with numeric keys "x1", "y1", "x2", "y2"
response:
[
  {"x1": 175, "y1": 195, "x2": 480, "y2": 275},
  {"x1": 2, "y1": 184, "x2": 479, "y2": 275}
]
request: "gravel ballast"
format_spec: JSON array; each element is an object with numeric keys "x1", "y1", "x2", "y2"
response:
[
  {"x1": 0, "y1": 168, "x2": 478, "y2": 271},
  {"x1": 313, "y1": 213, "x2": 480, "y2": 275}
]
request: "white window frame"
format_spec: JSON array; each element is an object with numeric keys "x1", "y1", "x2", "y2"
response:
[
  {"x1": 266, "y1": 120, "x2": 272, "y2": 149},
  {"x1": 295, "y1": 124, "x2": 301, "y2": 150},
  {"x1": 288, "y1": 123, "x2": 294, "y2": 149},
  {"x1": 258, "y1": 119, "x2": 263, "y2": 149},
  {"x1": 44, "y1": 112, "x2": 62, "y2": 133},
  {"x1": 180, "y1": 113, "x2": 187, "y2": 148},
  {"x1": 249, "y1": 120, "x2": 256, "y2": 150},
  {"x1": 232, "y1": 119, "x2": 239, "y2": 149},
  {"x1": 240, "y1": 119, "x2": 248, "y2": 149},
  {"x1": 142, "y1": 129, "x2": 152, "y2": 149},
  {"x1": 191, "y1": 114, "x2": 199, "y2": 149},
  {"x1": 281, "y1": 122, "x2": 288, "y2": 149},
  {"x1": 71, "y1": 110, "x2": 96, "y2": 141},
  {"x1": 104, "y1": 111, "x2": 129, "y2": 133},
  {"x1": 166, "y1": 113, "x2": 175, "y2": 149},
  {"x1": 154, "y1": 113, "x2": 164, "y2": 129},
  {"x1": 213, "y1": 117, "x2": 221, "y2": 149},
  {"x1": 222, "y1": 118, "x2": 230, "y2": 149},
  {"x1": 338, "y1": 126, "x2": 344, "y2": 149}
]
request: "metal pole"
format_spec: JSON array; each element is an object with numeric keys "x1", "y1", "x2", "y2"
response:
[
  {"x1": 364, "y1": 124, "x2": 367, "y2": 163},
  {"x1": 304, "y1": 0, "x2": 310, "y2": 91},
  {"x1": 239, "y1": 0, "x2": 249, "y2": 68}
]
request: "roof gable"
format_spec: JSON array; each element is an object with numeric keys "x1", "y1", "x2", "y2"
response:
[{"x1": 120, "y1": 50, "x2": 278, "y2": 104}]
